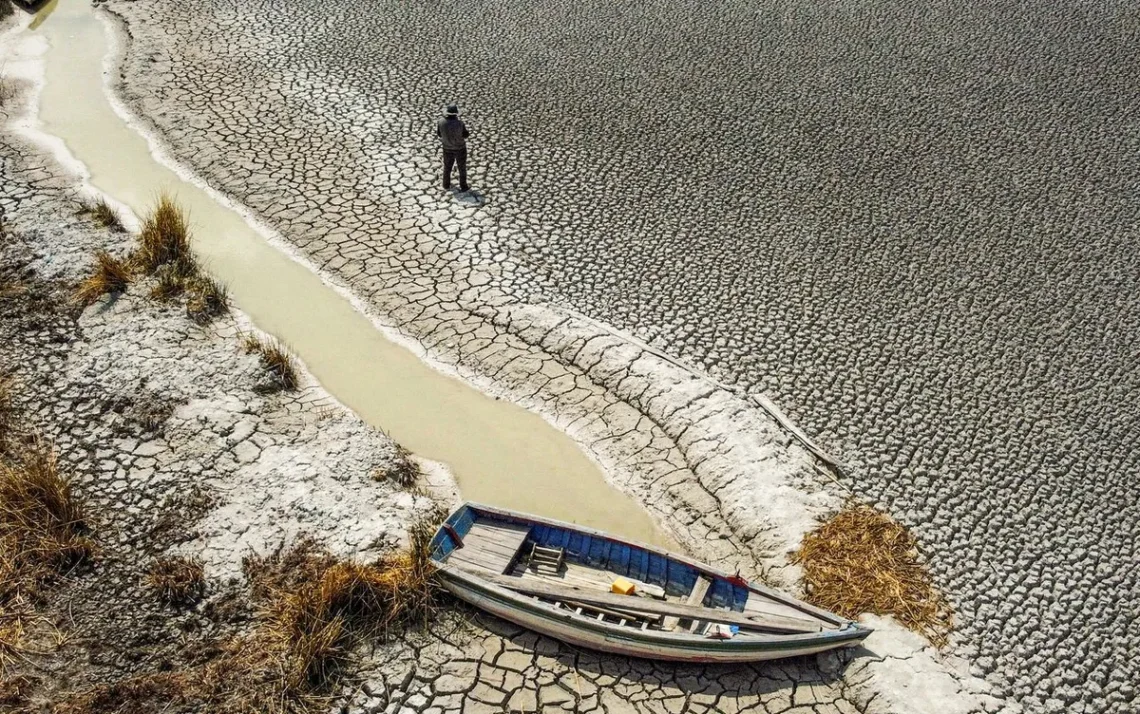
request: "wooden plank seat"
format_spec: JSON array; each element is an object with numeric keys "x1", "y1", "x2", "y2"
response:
[{"x1": 445, "y1": 522, "x2": 531, "y2": 575}]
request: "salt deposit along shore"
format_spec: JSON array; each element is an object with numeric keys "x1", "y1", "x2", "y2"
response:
[{"x1": 0, "y1": 1, "x2": 1050, "y2": 712}]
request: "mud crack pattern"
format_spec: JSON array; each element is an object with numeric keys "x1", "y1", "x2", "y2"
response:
[
  {"x1": 103, "y1": 0, "x2": 1139, "y2": 711},
  {"x1": 0, "y1": 101, "x2": 882, "y2": 714}
]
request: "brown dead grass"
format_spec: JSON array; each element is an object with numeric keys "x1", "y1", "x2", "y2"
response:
[
  {"x1": 133, "y1": 194, "x2": 192, "y2": 275},
  {"x1": 242, "y1": 334, "x2": 298, "y2": 392},
  {"x1": 373, "y1": 445, "x2": 421, "y2": 488},
  {"x1": 0, "y1": 441, "x2": 95, "y2": 670},
  {"x1": 148, "y1": 256, "x2": 198, "y2": 301},
  {"x1": 1, "y1": 673, "x2": 38, "y2": 707},
  {"x1": 77, "y1": 199, "x2": 125, "y2": 233},
  {"x1": 57, "y1": 520, "x2": 439, "y2": 714},
  {"x1": 120, "y1": 196, "x2": 230, "y2": 323},
  {"x1": 73, "y1": 250, "x2": 133, "y2": 306},
  {"x1": 792, "y1": 503, "x2": 953, "y2": 647},
  {"x1": 145, "y1": 556, "x2": 206, "y2": 607},
  {"x1": 185, "y1": 275, "x2": 229, "y2": 325}
]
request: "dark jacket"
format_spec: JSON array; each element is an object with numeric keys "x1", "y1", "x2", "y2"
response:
[{"x1": 437, "y1": 116, "x2": 469, "y2": 152}]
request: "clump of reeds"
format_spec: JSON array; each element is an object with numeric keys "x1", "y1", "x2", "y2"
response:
[
  {"x1": 791, "y1": 502, "x2": 953, "y2": 647},
  {"x1": 145, "y1": 555, "x2": 206, "y2": 607},
  {"x1": 123, "y1": 196, "x2": 230, "y2": 323},
  {"x1": 77, "y1": 199, "x2": 125, "y2": 233},
  {"x1": 185, "y1": 275, "x2": 229, "y2": 324},
  {"x1": 148, "y1": 256, "x2": 198, "y2": 301},
  {"x1": 59, "y1": 519, "x2": 440, "y2": 714},
  {"x1": 133, "y1": 194, "x2": 192, "y2": 275},
  {"x1": 242, "y1": 334, "x2": 298, "y2": 392},
  {"x1": 372, "y1": 445, "x2": 420, "y2": 488},
  {"x1": 0, "y1": 441, "x2": 95, "y2": 667},
  {"x1": 73, "y1": 250, "x2": 133, "y2": 306},
  {"x1": 245, "y1": 522, "x2": 437, "y2": 697}
]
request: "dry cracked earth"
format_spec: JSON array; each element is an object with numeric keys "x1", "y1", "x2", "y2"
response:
[
  {"x1": 99, "y1": 0, "x2": 1140, "y2": 712},
  {"x1": 0, "y1": 55, "x2": 889, "y2": 714}
]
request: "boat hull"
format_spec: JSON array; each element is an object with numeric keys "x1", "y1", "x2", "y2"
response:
[{"x1": 438, "y1": 567, "x2": 867, "y2": 663}]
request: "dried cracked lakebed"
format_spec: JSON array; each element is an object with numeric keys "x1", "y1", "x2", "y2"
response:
[{"x1": 4, "y1": 0, "x2": 1138, "y2": 712}]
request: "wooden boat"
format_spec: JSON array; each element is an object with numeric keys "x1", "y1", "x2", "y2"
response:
[{"x1": 429, "y1": 503, "x2": 871, "y2": 662}]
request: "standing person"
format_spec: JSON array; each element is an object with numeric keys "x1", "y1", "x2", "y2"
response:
[{"x1": 437, "y1": 104, "x2": 470, "y2": 192}]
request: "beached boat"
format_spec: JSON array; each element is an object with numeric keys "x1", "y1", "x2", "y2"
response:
[{"x1": 429, "y1": 503, "x2": 872, "y2": 662}]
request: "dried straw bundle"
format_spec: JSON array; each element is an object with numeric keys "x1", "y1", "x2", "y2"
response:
[
  {"x1": 73, "y1": 251, "x2": 133, "y2": 306},
  {"x1": 0, "y1": 443, "x2": 94, "y2": 668},
  {"x1": 792, "y1": 503, "x2": 953, "y2": 647}
]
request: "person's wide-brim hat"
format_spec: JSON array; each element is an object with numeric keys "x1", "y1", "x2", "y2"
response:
[{"x1": 446, "y1": 105, "x2": 459, "y2": 115}]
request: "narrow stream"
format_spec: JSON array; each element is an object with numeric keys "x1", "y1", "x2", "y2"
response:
[{"x1": 28, "y1": 0, "x2": 672, "y2": 546}]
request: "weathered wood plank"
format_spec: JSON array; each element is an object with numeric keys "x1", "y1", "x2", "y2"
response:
[
  {"x1": 479, "y1": 572, "x2": 822, "y2": 634},
  {"x1": 665, "y1": 575, "x2": 713, "y2": 632}
]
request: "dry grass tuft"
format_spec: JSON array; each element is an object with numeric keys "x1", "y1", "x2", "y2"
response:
[
  {"x1": 0, "y1": 441, "x2": 95, "y2": 668},
  {"x1": 373, "y1": 445, "x2": 421, "y2": 488},
  {"x1": 133, "y1": 194, "x2": 192, "y2": 275},
  {"x1": 792, "y1": 503, "x2": 953, "y2": 647},
  {"x1": 0, "y1": 673, "x2": 38, "y2": 707},
  {"x1": 58, "y1": 518, "x2": 440, "y2": 714},
  {"x1": 244, "y1": 522, "x2": 437, "y2": 699},
  {"x1": 185, "y1": 275, "x2": 229, "y2": 324},
  {"x1": 148, "y1": 256, "x2": 199, "y2": 301},
  {"x1": 242, "y1": 334, "x2": 299, "y2": 392},
  {"x1": 73, "y1": 250, "x2": 133, "y2": 306},
  {"x1": 145, "y1": 555, "x2": 206, "y2": 607},
  {"x1": 127, "y1": 195, "x2": 230, "y2": 323},
  {"x1": 77, "y1": 199, "x2": 125, "y2": 233}
]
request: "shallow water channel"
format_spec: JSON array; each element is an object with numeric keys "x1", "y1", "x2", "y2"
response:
[{"x1": 28, "y1": 0, "x2": 672, "y2": 546}]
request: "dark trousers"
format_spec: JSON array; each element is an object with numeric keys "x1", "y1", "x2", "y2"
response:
[{"x1": 443, "y1": 148, "x2": 468, "y2": 190}]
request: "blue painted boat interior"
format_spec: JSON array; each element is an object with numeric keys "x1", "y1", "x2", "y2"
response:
[{"x1": 430, "y1": 505, "x2": 749, "y2": 612}]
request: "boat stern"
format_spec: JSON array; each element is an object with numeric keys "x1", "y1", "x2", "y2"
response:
[{"x1": 429, "y1": 503, "x2": 477, "y2": 564}]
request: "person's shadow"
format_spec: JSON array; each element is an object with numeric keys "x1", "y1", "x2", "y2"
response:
[{"x1": 450, "y1": 189, "x2": 485, "y2": 207}]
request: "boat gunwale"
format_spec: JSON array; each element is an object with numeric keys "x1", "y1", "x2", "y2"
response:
[
  {"x1": 436, "y1": 562, "x2": 870, "y2": 652},
  {"x1": 434, "y1": 502, "x2": 859, "y2": 631}
]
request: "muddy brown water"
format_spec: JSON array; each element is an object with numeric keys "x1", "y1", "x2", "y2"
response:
[{"x1": 28, "y1": 0, "x2": 673, "y2": 547}]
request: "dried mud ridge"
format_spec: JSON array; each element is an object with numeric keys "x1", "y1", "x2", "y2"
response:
[
  {"x1": 100, "y1": 0, "x2": 1140, "y2": 711},
  {"x1": 0, "y1": 77, "x2": 893, "y2": 713}
]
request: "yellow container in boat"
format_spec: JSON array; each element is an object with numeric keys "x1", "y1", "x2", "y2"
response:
[{"x1": 611, "y1": 578, "x2": 636, "y2": 596}]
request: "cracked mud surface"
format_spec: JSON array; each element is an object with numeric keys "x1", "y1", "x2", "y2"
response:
[
  {"x1": 0, "y1": 32, "x2": 927, "y2": 712},
  {"x1": 0, "y1": 66, "x2": 893, "y2": 714},
  {"x1": 342, "y1": 613, "x2": 878, "y2": 714},
  {"x1": 0, "y1": 121, "x2": 429, "y2": 705},
  {"x1": 98, "y1": 0, "x2": 1140, "y2": 711}
]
